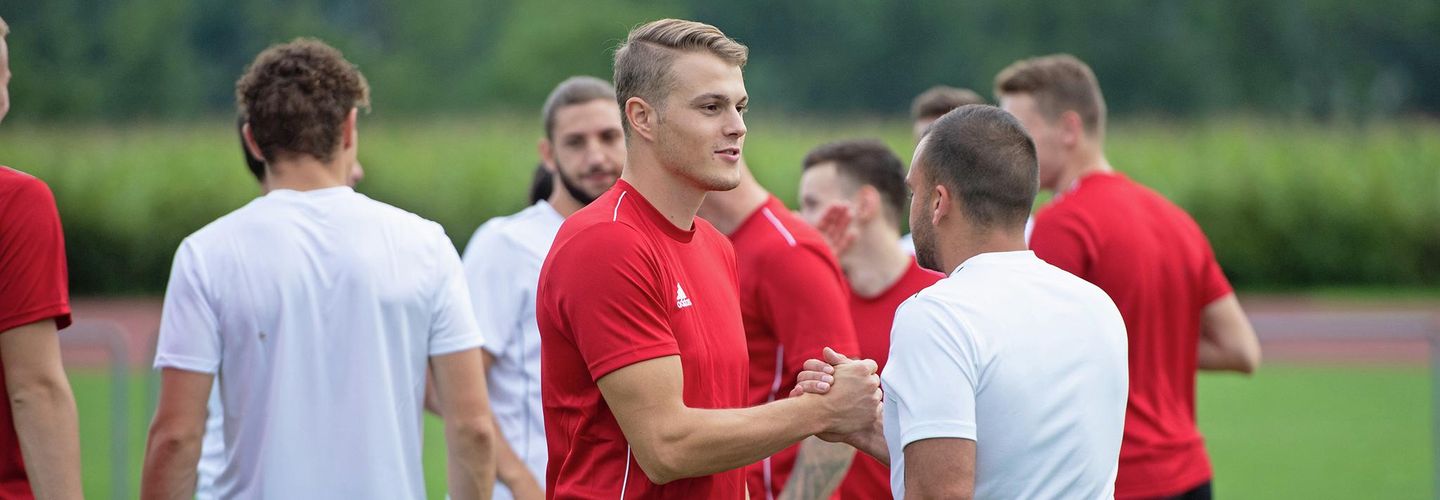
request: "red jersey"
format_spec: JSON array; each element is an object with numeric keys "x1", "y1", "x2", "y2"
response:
[
  {"x1": 838, "y1": 258, "x2": 940, "y2": 500},
  {"x1": 537, "y1": 180, "x2": 749, "y2": 499},
  {"x1": 728, "y1": 196, "x2": 860, "y2": 500},
  {"x1": 1030, "y1": 171, "x2": 1232, "y2": 499},
  {"x1": 0, "y1": 167, "x2": 73, "y2": 500}
]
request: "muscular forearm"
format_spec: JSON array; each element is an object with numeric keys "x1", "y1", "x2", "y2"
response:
[
  {"x1": 638, "y1": 396, "x2": 827, "y2": 484},
  {"x1": 778, "y1": 437, "x2": 854, "y2": 500},
  {"x1": 1198, "y1": 337, "x2": 1259, "y2": 373},
  {"x1": 140, "y1": 430, "x2": 203, "y2": 500},
  {"x1": 10, "y1": 380, "x2": 82, "y2": 500},
  {"x1": 491, "y1": 416, "x2": 543, "y2": 498},
  {"x1": 444, "y1": 418, "x2": 497, "y2": 500}
]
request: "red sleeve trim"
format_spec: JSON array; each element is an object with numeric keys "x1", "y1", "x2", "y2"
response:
[
  {"x1": 0, "y1": 303, "x2": 72, "y2": 334},
  {"x1": 588, "y1": 342, "x2": 681, "y2": 381}
]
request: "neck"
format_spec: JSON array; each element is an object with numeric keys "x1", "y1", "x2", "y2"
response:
[
  {"x1": 265, "y1": 155, "x2": 348, "y2": 192},
  {"x1": 619, "y1": 145, "x2": 707, "y2": 231},
  {"x1": 843, "y1": 223, "x2": 913, "y2": 298},
  {"x1": 547, "y1": 185, "x2": 584, "y2": 217},
  {"x1": 696, "y1": 171, "x2": 768, "y2": 235},
  {"x1": 1050, "y1": 146, "x2": 1112, "y2": 194},
  {"x1": 937, "y1": 225, "x2": 1028, "y2": 275}
]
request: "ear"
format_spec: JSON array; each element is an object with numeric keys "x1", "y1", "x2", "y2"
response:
[
  {"x1": 241, "y1": 123, "x2": 266, "y2": 163},
  {"x1": 1059, "y1": 110, "x2": 1084, "y2": 148},
  {"x1": 854, "y1": 185, "x2": 881, "y2": 223},
  {"x1": 625, "y1": 96, "x2": 658, "y2": 142},
  {"x1": 341, "y1": 107, "x2": 359, "y2": 150},
  {"x1": 930, "y1": 183, "x2": 951, "y2": 228},
  {"x1": 538, "y1": 137, "x2": 559, "y2": 174}
]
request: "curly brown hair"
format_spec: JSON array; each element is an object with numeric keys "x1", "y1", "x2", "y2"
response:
[{"x1": 236, "y1": 38, "x2": 370, "y2": 163}]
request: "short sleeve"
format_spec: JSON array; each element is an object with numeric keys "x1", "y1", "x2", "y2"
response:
[
  {"x1": 0, "y1": 175, "x2": 72, "y2": 333},
  {"x1": 154, "y1": 240, "x2": 223, "y2": 373},
  {"x1": 757, "y1": 244, "x2": 859, "y2": 394},
  {"x1": 883, "y1": 296, "x2": 982, "y2": 447},
  {"x1": 548, "y1": 224, "x2": 678, "y2": 380},
  {"x1": 1030, "y1": 208, "x2": 1095, "y2": 280},
  {"x1": 1196, "y1": 234, "x2": 1234, "y2": 306},
  {"x1": 461, "y1": 221, "x2": 526, "y2": 357},
  {"x1": 428, "y1": 232, "x2": 486, "y2": 356}
]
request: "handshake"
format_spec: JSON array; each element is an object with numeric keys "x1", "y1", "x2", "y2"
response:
[{"x1": 791, "y1": 347, "x2": 885, "y2": 448}]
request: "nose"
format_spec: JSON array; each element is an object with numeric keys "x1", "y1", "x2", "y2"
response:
[
  {"x1": 724, "y1": 108, "x2": 747, "y2": 140},
  {"x1": 350, "y1": 161, "x2": 365, "y2": 186}
]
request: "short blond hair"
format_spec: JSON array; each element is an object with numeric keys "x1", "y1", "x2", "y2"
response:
[
  {"x1": 995, "y1": 54, "x2": 1106, "y2": 138},
  {"x1": 0, "y1": 16, "x2": 10, "y2": 37},
  {"x1": 613, "y1": 19, "x2": 747, "y2": 132}
]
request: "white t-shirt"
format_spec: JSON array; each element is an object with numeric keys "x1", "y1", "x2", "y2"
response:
[
  {"x1": 460, "y1": 201, "x2": 563, "y2": 499},
  {"x1": 900, "y1": 217, "x2": 1034, "y2": 255},
  {"x1": 154, "y1": 186, "x2": 484, "y2": 499},
  {"x1": 882, "y1": 250, "x2": 1127, "y2": 499}
]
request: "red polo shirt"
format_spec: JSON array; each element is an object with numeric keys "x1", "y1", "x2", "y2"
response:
[
  {"x1": 1030, "y1": 171, "x2": 1233, "y2": 499},
  {"x1": 0, "y1": 167, "x2": 73, "y2": 500},
  {"x1": 728, "y1": 196, "x2": 860, "y2": 500},
  {"x1": 838, "y1": 258, "x2": 940, "y2": 500},
  {"x1": 538, "y1": 180, "x2": 750, "y2": 499}
]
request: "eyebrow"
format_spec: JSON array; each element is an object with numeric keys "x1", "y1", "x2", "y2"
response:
[{"x1": 690, "y1": 93, "x2": 748, "y2": 106}]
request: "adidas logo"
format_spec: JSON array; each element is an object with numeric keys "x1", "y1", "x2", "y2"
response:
[{"x1": 676, "y1": 283, "x2": 693, "y2": 309}]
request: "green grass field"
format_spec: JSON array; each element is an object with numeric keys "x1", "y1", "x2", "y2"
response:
[{"x1": 68, "y1": 363, "x2": 1430, "y2": 499}]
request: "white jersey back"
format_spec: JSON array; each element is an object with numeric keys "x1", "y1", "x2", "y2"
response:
[
  {"x1": 154, "y1": 186, "x2": 483, "y2": 499},
  {"x1": 461, "y1": 201, "x2": 563, "y2": 499},
  {"x1": 882, "y1": 250, "x2": 1127, "y2": 499}
]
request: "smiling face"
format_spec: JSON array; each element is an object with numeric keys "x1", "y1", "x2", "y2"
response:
[
  {"x1": 651, "y1": 51, "x2": 748, "y2": 192},
  {"x1": 545, "y1": 98, "x2": 625, "y2": 205}
]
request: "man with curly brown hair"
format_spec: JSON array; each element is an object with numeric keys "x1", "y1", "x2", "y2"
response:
[{"x1": 141, "y1": 38, "x2": 497, "y2": 499}]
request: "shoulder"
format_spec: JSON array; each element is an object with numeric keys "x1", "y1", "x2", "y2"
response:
[
  {"x1": 552, "y1": 217, "x2": 657, "y2": 267},
  {"x1": 0, "y1": 167, "x2": 53, "y2": 200}
]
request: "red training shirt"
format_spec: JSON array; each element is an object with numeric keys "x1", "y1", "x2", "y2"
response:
[
  {"x1": 838, "y1": 258, "x2": 940, "y2": 500},
  {"x1": 537, "y1": 180, "x2": 749, "y2": 499},
  {"x1": 0, "y1": 167, "x2": 73, "y2": 500},
  {"x1": 1029, "y1": 171, "x2": 1233, "y2": 499},
  {"x1": 729, "y1": 196, "x2": 860, "y2": 500}
]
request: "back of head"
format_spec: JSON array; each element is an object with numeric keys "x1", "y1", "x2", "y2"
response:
[
  {"x1": 919, "y1": 105, "x2": 1038, "y2": 232},
  {"x1": 802, "y1": 139, "x2": 907, "y2": 228},
  {"x1": 528, "y1": 162, "x2": 553, "y2": 204},
  {"x1": 612, "y1": 18, "x2": 748, "y2": 135},
  {"x1": 236, "y1": 38, "x2": 370, "y2": 164},
  {"x1": 541, "y1": 76, "x2": 616, "y2": 140},
  {"x1": 910, "y1": 86, "x2": 986, "y2": 122},
  {"x1": 993, "y1": 54, "x2": 1106, "y2": 139}
]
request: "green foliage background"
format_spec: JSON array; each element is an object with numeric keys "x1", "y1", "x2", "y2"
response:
[
  {"x1": 3, "y1": 117, "x2": 1437, "y2": 294},
  {"x1": 4, "y1": 0, "x2": 1438, "y2": 121}
]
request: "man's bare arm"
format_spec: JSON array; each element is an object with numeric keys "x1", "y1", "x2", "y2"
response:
[
  {"x1": 141, "y1": 368, "x2": 213, "y2": 500},
  {"x1": 598, "y1": 355, "x2": 879, "y2": 485},
  {"x1": 778, "y1": 437, "x2": 854, "y2": 500},
  {"x1": 1, "y1": 319, "x2": 82, "y2": 500},
  {"x1": 479, "y1": 350, "x2": 543, "y2": 499},
  {"x1": 431, "y1": 348, "x2": 498, "y2": 500},
  {"x1": 1197, "y1": 293, "x2": 1261, "y2": 374},
  {"x1": 903, "y1": 438, "x2": 975, "y2": 500}
]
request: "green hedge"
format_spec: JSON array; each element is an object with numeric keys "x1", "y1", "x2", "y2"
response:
[{"x1": 2, "y1": 116, "x2": 1436, "y2": 294}]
